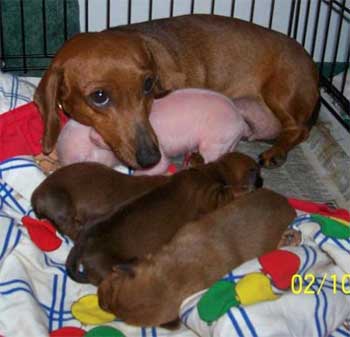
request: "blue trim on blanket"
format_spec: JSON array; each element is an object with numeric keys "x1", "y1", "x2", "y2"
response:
[
  {"x1": 0, "y1": 183, "x2": 26, "y2": 214},
  {"x1": 333, "y1": 327, "x2": 350, "y2": 336},
  {"x1": 0, "y1": 87, "x2": 32, "y2": 107},
  {"x1": 299, "y1": 245, "x2": 317, "y2": 276},
  {"x1": 58, "y1": 273, "x2": 68, "y2": 328},
  {"x1": 314, "y1": 288, "x2": 322, "y2": 337},
  {"x1": 180, "y1": 305, "x2": 195, "y2": 325},
  {"x1": 0, "y1": 279, "x2": 73, "y2": 316},
  {"x1": 44, "y1": 254, "x2": 66, "y2": 274},
  {"x1": 320, "y1": 289, "x2": 328, "y2": 336},
  {"x1": 238, "y1": 307, "x2": 258, "y2": 337},
  {"x1": 227, "y1": 309, "x2": 244, "y2": 337},
  {"x1": 151, "y1": 327, "x2": 157, "y2": 337},
  {"x1": 0, "y1": 218, "x2": 14, "y2": 259}
]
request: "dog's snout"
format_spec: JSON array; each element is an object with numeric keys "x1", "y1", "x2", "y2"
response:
[
  {"x1": 136, "y1": 145, "x2": 161, "y2": 168},
  {"x1": 248, "y1": 167, "x2": 263, "y2": 189},
  {"x1": 135, "y1": 125, "x2": 161, "y2": 168},
  {"x1": 255, "y1": 175, "x2": 264, "y2": 189},
  {"x1": 66, "y1": 247, "x2": 90, "y2": 284}
]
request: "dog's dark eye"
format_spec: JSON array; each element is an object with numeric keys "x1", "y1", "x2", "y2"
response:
[
  {"x1": 143, "y1": 77, "x2": 154, "y2": 95},
  {"x1": 89, "y1": 90, "x2": 110, "y2": 107}
]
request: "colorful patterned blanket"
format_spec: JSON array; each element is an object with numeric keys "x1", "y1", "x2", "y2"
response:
[
  {"x1": 180, "y1": 205, "x2": 350, "y2": 337},
  {"x1": 0, "y1": 70, "x2": 349, "y2": 337}
]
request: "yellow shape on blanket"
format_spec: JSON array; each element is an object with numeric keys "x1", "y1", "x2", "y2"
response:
[
  {"x1": 71, "y1": 294, "x2": 116, "y2": 325},
  {"x1": 236, "y1": 272, "x2": 279, "y2": 306},
  {"x1": 329, "y1": 216, "x2": 350, "y2": 227}
]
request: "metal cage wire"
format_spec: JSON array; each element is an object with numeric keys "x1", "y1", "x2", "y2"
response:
[{"x1": 0, "y1": 0, "x2": 349, "y2": 132}]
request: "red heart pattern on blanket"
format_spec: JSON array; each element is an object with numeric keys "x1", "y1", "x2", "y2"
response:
[
  {"x1": 50, "y1": 326, "x2": 126, "y2": 337},
  {"x1": 21, "y1": 216, "x2": 62, "y2": 252},
  {"x1": 259, "y1": 250, "x2": 301, "y2": 290},
  {"x1": 50, "y1": 326, "x2": 86, "y2": 337}
]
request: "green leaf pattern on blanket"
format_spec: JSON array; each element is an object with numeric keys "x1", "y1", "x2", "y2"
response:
[
  {"x1": 197, "y1": 280, "x2": 240, "y2": 324},
  {"x1": 85, "y1": 326, "x2": 126, "y2": 337},
  {"x1": 311, "y1": 214, "x2": 350, "y2": 239}
]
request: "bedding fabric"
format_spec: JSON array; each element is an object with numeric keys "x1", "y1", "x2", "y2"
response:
[
  {"x1": 0, "y1": 70, "x2": 349, "y2": 336},
  {"x1": 179, "y1": 211, "x2": 350, "y2": 337},
  {"x1": 0, "y1": 156, "x2": 196, "y2": 337}
]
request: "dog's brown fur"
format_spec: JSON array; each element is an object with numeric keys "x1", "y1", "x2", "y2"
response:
[
  {"x1": 65, "y1": 152, "x2": 263, "y2": 285},
  {"x1": 98, "y1": 188, "x2": 296, "y2": 327},
  {"x1": 34, "y1": 14, "x2": 319, "y2": 168},
  {"x1": 31, "y1": 162, "x2": 168, "y2": 240}
]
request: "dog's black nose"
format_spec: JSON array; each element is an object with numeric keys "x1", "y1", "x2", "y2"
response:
[
  {"x1": 135, "y1": 125, "x2": 161, "y2": 168},
  {"x1": 136, "y1": 145, "x2": 161, "y2": 168},
  {"x1": 248, "y1": 168, "x2": 263, "y2": 189},
  {"x1": 255, "y1": 175, "x2": 264, "y2": 188}
]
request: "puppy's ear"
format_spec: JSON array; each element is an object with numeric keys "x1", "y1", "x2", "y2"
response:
[
  {"x1": 34, "y1": 63, "x2": 63, "y2": 154},
  {"x1": 141, "y1": 35, "x2": 186, "y2": 94}
]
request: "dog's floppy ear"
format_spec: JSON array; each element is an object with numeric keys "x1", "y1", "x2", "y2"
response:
[
  {"x1": 141, "y1": 35, "x2": 186, "y2": 97},
  {"x1": 34, "y1": 63, "x2": 63, "y2": 154}
]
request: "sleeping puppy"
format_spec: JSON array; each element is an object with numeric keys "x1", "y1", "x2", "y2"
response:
[
  {"x1": 98, "y1": 188, "x2": 296, "y2": 327},
  {"x1": 31, "y1": 162, "x2": 168, "y2": 240},
  {"x1": 66, "y1": 152, "x2": 263, "y2": 285}
]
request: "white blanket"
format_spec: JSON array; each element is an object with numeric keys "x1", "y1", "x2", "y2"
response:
[{"x1": 180, "y1": 213, "x2": 350, "y2": 337}]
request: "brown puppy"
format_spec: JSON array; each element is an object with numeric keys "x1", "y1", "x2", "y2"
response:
[
  {"x1": 34, "y1": 14, "x2": 319, "y2": 169},
  {"x1": 66, "y1": 152, "x2": 263, "y2": 285},
  {"x1": 31, "y1": 162, "x2": 168, "y2": 240},
  {"x1": 98, "y1": 188, "x2": 296, "y2": 327}
]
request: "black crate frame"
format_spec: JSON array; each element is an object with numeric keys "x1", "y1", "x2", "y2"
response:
[{"x1": 0, "y1": 0, "x2": 349, "y2": 132}]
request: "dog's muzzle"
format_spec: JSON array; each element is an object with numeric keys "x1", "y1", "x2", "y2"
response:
[
  {"x1": 255, "y1": 175, "x2": 264, "y2": 189},
  {"x1": 248, "y1": 168, "x2": 264, "y2": 190},
  {"x1": 135, "y1": 125, "x2": 161, "y2": 168}
]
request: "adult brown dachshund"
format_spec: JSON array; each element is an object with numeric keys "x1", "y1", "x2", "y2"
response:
[
  {"x1": 98, "y1": 188, "x2": 296, "y2": 327},
  {"x1": 65, "y1": 152, "x2": 263, "y2": 285},
  {"x1": 31, "y1": 162, "x2": 168, "y2": 241},
  {"x1": 34, "y1": 14, "x2": 319, "y2": 169}
]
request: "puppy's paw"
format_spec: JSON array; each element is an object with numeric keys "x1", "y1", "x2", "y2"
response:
[
  {"x1": 277, "y1": 229, "x2": 302, "y2": 248},
  {"x1": 185, "y1": 152, "x2": 205, "y2": 168},
  {"x1": 258, "y1": 147, "x2": 287, "y2": 169}
]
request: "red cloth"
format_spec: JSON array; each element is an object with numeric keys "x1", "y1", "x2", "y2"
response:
[
  {"x1": 22, "y1": 216, "x2": 62, "y2": 252},
  {"x1": 50, "y1": 327, "x2": 86, "y2": 337},
  {"x1": 288, "y1": 198, "x2": 350, "y2": 222},
  {"x1": 259, "y1": 250, "x2": 301, "y2": 290},
  {"x1": 0, "y1": 102, "x2": 68, "y2": 161}
]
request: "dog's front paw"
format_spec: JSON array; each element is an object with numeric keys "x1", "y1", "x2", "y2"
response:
[{"x1": 258, "y1": 147, "x2": 287, "y2": 169}]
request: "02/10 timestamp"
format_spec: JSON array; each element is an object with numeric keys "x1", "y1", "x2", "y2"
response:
[{"x1": 291, "y1": 274, "x2": 350, "y2": 295}]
